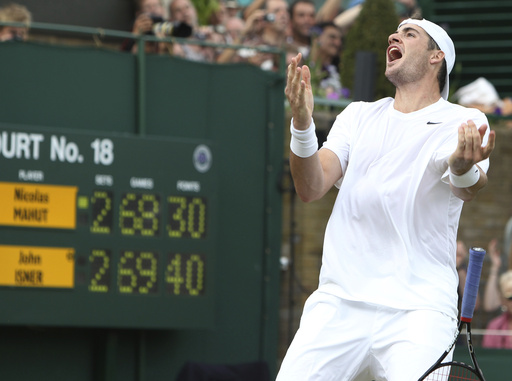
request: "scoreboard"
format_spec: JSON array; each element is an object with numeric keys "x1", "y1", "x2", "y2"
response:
[{"x1": 0, "y1": 125, "x2": 216, "y2": 329}]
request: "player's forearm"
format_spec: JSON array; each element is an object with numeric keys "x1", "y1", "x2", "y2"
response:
[
  {"x1": 449, "y1": 166, "x2": 488, "y2": 202},
  {"x1": 290, "y1": 152, "x2": 329, "y2": 202}
]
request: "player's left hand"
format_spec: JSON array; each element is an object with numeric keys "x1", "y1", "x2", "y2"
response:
[{"x1": 448, "y1": 120, "x2": 496, "y2": 175}]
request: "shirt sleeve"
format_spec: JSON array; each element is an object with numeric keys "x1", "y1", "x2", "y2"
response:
[{"x1": 321, "y1": 102, "x2": 358, "y2": 188}]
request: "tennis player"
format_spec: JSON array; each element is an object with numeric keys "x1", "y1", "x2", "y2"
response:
[{"x1": 279, "y1": 18, "x2": 496, "y2": 381}]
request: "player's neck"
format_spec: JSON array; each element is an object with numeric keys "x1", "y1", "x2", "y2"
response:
[{"x1": 393, "y1": 82, "x2": 442, "y2": 113}]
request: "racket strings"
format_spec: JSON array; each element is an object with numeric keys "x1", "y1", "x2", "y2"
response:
[{"x1": 428, "y1": 364, "x2": 481, "y2": 380}]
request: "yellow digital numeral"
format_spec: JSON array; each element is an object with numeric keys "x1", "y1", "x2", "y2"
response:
[
  {"x1": 136, "y1": 251, "x2": 157, "y2": 294},
  {"x1": 89, "y1": 249, "x2": 111, "y2": 292},
  {"x1": 90, "y1": 191, "x2": 113, "y2": 234},
  {"x1": 165, "y1": 253, "x2": 205, "y2": 296},
  {"x1": 119, "y1": 194, "x2": 136, "y2": 236},
  {"x1": 119, "y1": 193, "x2": 160, "y2": 237},
  {"x1": 167, "y1": 196, "x2": 207, "y2": 239},
  {"x1": 188, "y1": 198, "x2": 207, "y2": 239},
  {"x1": 167, "y1": 196, "x2": 187, "y2": 238},
  {"x1": 186, "y1": 254, "x2": 204, "y2": 295},
  {"x1": 118, "y1": 250, "x2": 158, "y2": 294},
  {"x1": 118, "y1": 251, "x2": 136, "y2": 293},
  {"x1": 165, "y1": 253, "x2": 184, "y2": 295}
]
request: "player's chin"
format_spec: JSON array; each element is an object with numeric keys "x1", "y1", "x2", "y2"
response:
[{"x1": 384, "y1": 68, "x2": 394, "y2": 82}]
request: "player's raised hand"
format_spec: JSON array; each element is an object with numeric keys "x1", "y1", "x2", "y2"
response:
[
  {"x1": 448, "y1": 120, "x2": 496, "y2": 175},
  {"x1": 284, "y1": 53, "x2": 314, "y2": 130}
]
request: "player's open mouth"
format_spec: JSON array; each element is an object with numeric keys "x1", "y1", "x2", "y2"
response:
[{"x1": 388, "y1": 46, "x2": 402, "y2": 62}]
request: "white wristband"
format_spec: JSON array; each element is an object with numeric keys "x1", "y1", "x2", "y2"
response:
[
  {"x1": 449, "y1": 165, "x2": 480, "y2": 188},
  {"x1": 290, "y1": 118, "x2": 318, "y2": 158}
]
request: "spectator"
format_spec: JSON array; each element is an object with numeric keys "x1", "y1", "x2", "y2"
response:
[
  {"x1": 307, "y1": 21, "x2": 345, "y2": 99},
  {"x1": 208, "y1": 0, "x2": 228, "y2": 28},
  {"x1": 122, "y1": 0, "x2": 167, "y2": 54},
  {"x1": 169, "y1": 0, "x2": 222, "y2": 62},
  {"x1": 316, "y1": 0, "x2": 421, "y2": 32},
  {"x1": 483, "y1": 238, "x2": 504, "y2": 313},
  {"x1": 223, "y1": 15, "x2": 245, "y2": 44},
  {"x1": 0, "y1": 2, "x2": 31, "y2": 42},
  {"x1": 137, "y1": 0, "x2": 166, "y2": 18},
  {"x1": 483, "y1": 214, "x2": 512, "y2": 313},
  {"x1": 225, "y1": 0, "x2": 243, "y2": 18},
  {"x1": 315, "y1": 0, "x2": 344, "y2": 23},
  {"x1": 203, "y1": 2, "x2": 240, "y2": 61},
  {"x1": 218, "y1": 0, "x2": 290, "y2": 71},
  {"x1": 242, "y1": 0, "x2": 265, "y2": 20},
  {"x1": 482, "y1": 270, "x2": 512, "y2": 349},
  {"x1": 505, "y1": 215, "x2": 512, "y2": 266},
  {"x1": 216, "y1": 7, "x2": 264, "y2": 64},
  {"x1": 287, "y1": 0, "x2": 316, "y2": 59},
  {"x1": 169, "y1": 0, "x2": 198, "y2": 29}
]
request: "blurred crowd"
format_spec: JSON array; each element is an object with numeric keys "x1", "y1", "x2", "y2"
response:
[
  {"x1": 0, "y1": 0, "x2": 421, "y2": 101},
  {"x1": 142, "y1": 0, "x2": 419, "y2": 99},
  {"x1": 120, "y1": 0, "x2": 420, "y2": 100},
  {"x1": 3, "y1": 0, "x2": 512, "y2": 109}
]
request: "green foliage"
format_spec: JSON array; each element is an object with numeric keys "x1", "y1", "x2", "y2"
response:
[
  {"x1": 340, "y1": 0, "x2": 399, "y2": 100},
  {"x1": 191, "y1": 0, "x2": 220, "y2": 26}
]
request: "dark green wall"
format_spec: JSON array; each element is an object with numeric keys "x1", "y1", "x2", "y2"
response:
[{"x1": 0, "y1": 41, "x2": 285, "y2": 381}]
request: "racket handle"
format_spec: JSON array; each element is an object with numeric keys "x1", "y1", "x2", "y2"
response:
[{"x1": 460, "y1": 247, "x2": 486, "y2": 321}]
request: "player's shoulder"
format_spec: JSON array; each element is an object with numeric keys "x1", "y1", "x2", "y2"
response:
[{"x1": 441, "y1": 99, "x2": 486, "y2": 119}]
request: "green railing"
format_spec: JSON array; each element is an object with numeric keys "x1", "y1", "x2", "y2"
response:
[
  {"x1": 4, "y1": 20, "x2": 510, "y2": 122},
  {"x1": 1, "y1": 20, "x2": 287, "y2": 134}
]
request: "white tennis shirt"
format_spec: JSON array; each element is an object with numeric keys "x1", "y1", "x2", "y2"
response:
[{"x1": 319, "y1": 97, "x2": 490, "y2": 319}]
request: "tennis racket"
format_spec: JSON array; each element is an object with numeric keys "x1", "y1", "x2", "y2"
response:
[{"x1": 418, "y1": 247, "x2": 487, "y2": 381}]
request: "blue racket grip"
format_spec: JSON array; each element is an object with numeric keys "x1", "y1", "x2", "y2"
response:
[{"x1": 460, "y1": 247, "x2": 486, "y2": 321}]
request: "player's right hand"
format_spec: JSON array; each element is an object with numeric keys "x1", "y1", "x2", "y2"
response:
[{"x1": 285, "y1": 53, "x2": 314, "y2": 130}]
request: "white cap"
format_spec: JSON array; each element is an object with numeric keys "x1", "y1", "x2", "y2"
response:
[{"x1": 398, "y1": 18, "x2": 455, "y2": 100}]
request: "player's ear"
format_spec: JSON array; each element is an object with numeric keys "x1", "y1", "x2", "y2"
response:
[{"x1": 430, "y1": 50, "x2": 445, "y2": 65}]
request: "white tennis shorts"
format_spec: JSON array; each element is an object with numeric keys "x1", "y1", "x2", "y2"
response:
[{"x1": 276, "y1": 290, "x2": 456, "y2": 381}]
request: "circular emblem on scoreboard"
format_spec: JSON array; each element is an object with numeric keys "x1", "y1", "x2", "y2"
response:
[{"x1": 193, "y1": 144, "x2": 212, "y2": 173}]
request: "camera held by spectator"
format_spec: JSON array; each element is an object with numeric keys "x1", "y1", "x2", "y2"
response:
[
  {"x1": 149, "y1": 15, "x2": 193, "y2": 38},
  {"x1": 263, "y1": 13, "x2": 275, "y2": 23}
]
